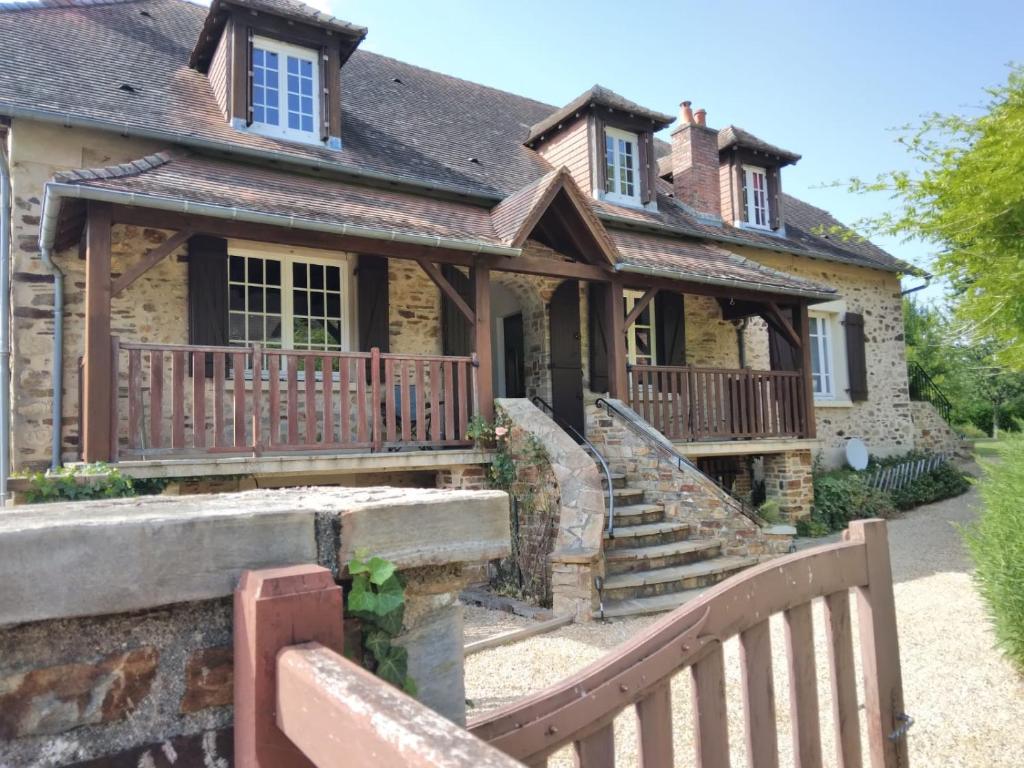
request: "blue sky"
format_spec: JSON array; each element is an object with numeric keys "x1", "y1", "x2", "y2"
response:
[{"x1": 321, "y1": 0, "x2": 1021, "y2": 301}]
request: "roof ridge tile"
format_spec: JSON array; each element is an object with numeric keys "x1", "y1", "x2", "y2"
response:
[{"x1": 53, "y1": 150, "x2": 176, "y2": 184}]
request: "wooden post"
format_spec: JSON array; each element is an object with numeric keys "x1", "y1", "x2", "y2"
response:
[
  {"x1": 848, "y1": 520, "x2": 908, "y2": 768},
  {"x1": 473, "y1": 263, "x2": 494, "y2": 422},
  {"x1": 234, "y1": 564, "x2": 344, "y2": 768},
  {"x1": 82, "y1": 202, "x2": 113, "y2": 462},
  {"x1": 605, "y1": 279, "x2": 627, "y2": 400},
  {"x1": 796, "y1": 302, "x2": 817, "y2": 439}
]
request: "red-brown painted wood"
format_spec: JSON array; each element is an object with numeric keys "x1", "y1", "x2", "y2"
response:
[
  {"x1": 251, "y1": 346, "x2": 263, "y2": 451},
  {"x1": 338, "y1": 356, "x2": 351, "y2": 445},
  {"x1": 785, "y1": 602, "x2": 823, "y2": 768},
  {"x1": 233, "y1": 352, "x2": 247, "y2": 447},
  {"x1": 740, "y1": 620, "x2": 779, "y2": 768},
  {"x1": 287, "y1": 357, "x2": 299, "y2": 445},
  {"x1": 636, "y1": 682, "x2": 673, "y2": 768},
  {"x1": 443, "y1": 361, "x2": 455, "y2": 441},
  {"x1": 321, "y1": 356, "x2": 333, "y2": 444},
  {"x1": 384, "y1": 356, "x2": 396, "y2": 444},
  {"x1": 213, "y1": 352, "x2": 226, "y2": 448},
  {"x1": 304, "y1": 355, "x2": 316, "y2": 445},
  {"x1": 692, "y1": 644, "x2": 730, "y2": 768},
  {"x1": 574, "y1": 723, "x2": 614, "y2": 768},
  {"x1": 128, "y1": 348, "x2": 142, "y2": 450},
  {"x1": 824, "y1": 590, "x2": 863, "y2": 768},
  {"x1": 192, "y1": 351, "x2": 206, "y2": 449},
  {"x1": 268, "y1": 353, "x2": 280, "y2": 446},
  {"x1": 149, "y1": 350, "x2": 163, "y2": 448},
  {"x1": 430, "y1": 360, "x2": 442, "y2": 443},
  {"x1": 370, "y1": 348, "x2": 382, "y2": 451},
  {"x1": 415, "y1": 360, "x2": 427, "y2": 442},
  {"x1": 171, "y1": 350, "x2": 186, "y2": 449}
]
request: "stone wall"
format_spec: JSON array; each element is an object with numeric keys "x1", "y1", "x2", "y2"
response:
[
  {"x1": 0, "y1": 486, "x2": 509, "y2": 766},
  {"x1": 910, "y1": 400, "x2": 961, "y2": 456},
  {"x1": 762, "y1": 449, "x2": 815, "y2": 521},
  {"x1": 585, "y1": 401, "x2": 794, "y2": 555},
  {"x1": 730, "y1": 247, "x2": 914, "y2": 466}
]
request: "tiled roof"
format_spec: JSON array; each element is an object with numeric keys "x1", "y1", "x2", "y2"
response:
[
  {"x1": 0, "y1": 0, "x2": 909, "y2": 275},
  {"x1": 489, "y1": 169, "x2": 563, "y2": 243},
  {"x1": 525, "y1": 85, "x2": 674, "y2": 144},
  {"x1": 611, "y1": 231, "x2": 836, "y2": 299},
  {"x1": 49, "y1": 151, "x2": 835, "y2": 297},
  {"x1": 717, "y1": 125, "x2": 801, "y2": 164}
]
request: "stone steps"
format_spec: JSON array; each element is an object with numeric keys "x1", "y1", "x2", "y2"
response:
[
  {"x1": 602, "y1": 588, "x2": 708, "y2": 619},
  {"x1": 604, "y1": 521, "x2": 691, "y2": 550},
  {"x1": 601, "y1": 472, "x2": 627, "y2": 490},
  {"x1": 611, "y1": 487, "x2": 646, "y2": 506},
  {"x1": 610, "y1": 503, "x2": 666, "y2": 527},
  {"x1": 602, "y1": 556, "x2": 757, "y2": 602},
  {"x1": 604, "y1": 539, "x2": 722, "y2": 575}
]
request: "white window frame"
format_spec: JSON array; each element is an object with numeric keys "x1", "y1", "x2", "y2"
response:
[
  {"x1": 248, "y1": 36, "x2": 321, "y2": 144},
  {"x1": 808, "y1": 311, "x2": 835, "y2": 400},
  {"x1": 603, "y1": 127, "x2": 642, "y2": 206},
  {"x1": 742, "y1": 164, "x2": 771, "y2": 230},
  {"x1": 624, "y1": 289, "x2": 657, "y2": 366},
  {"x1": 227, "y1": 242, "x2": 354, "y2": 356}
]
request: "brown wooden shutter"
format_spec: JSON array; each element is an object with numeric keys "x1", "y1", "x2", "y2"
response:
[
  {"x1": 245, "y1": 27, "x2": 254, "y2": 126},
  {"x1": 593, "y1": 116, "x2": 608, "y2": 194},
  {"x1": 357, "y1": 255, "x2": 389, "y2": 353},
  {"x1": 767, "y1": 306, "x2": 799, "y2": 371},
  {"x1": 767, "y1": 166, "x2": 782, "y2": 230},
  {"x1": 638, "y1": 132, "x2": 654, "y2": 205},
  {"x1": 588, "y1": 282, "x2": 609, "y2": 393},
  {"x1": 440, "y1": 265, "x2": 473, "y2": 356},
  {"x1": 319, "y1": 46, "x2": 330, "y2": 142},
  {"x1": 188, "y1": 235, "x2": 229, "y2": 376},
  {"x1": 844, "y1": 312, "x2": 868, "y2": 401},
  {"x1": 655, "y1": 291, "x2": 685, "y2": 366}
]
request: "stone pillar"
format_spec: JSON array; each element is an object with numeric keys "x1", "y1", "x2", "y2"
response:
[
  {"x1": 435, "y1": 464, "x2": 490, "y2": 490},
  {"x1": 550, "y1": 552, "x2": 601, "y2": 618},
  {"x1": 762, "y1": 448, "x2": 814, "y2": 521}
]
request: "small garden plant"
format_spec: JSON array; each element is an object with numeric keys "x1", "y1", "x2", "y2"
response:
[
  {"x1": 966, "y1": 433, "x2": 1024, "y2": 673},
  {"x1": 346, "y1": 551, "x2": 416, "y2": 695}
]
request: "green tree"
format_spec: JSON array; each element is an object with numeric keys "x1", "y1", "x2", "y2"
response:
[{"x1": 852, "y1": 67, "x2": 1024, "y2": 368}]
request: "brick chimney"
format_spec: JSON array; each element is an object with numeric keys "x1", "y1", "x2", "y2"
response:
[{"x1": 671, "y1": 101, "x2": 721, "y2": 218}]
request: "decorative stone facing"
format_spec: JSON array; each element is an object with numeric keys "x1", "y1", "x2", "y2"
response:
[
  {"x1": 0, "y1": 646, "x2": 159, "y2": 740},
  {"x1": 585, "y1": 401, "x2": 794, "y2": 557},
  {"x1": 179, "y1": 646, "x2": 233, "y2": 715},
  {"x1": 910, "y1": 400, "x2": 961, "y2": 456},
  {"x1": 762, "y1": 449, "x2": 814, "y2": 521}
]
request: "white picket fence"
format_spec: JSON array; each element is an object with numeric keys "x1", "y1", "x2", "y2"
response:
[{"x1": 867, "y1": 454, "x2": 949, "y2": 491}]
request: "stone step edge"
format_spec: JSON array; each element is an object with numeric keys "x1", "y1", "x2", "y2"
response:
[
  {"x1": 602, "y1": 556, "x2": 757, "y2": 590},
  {"x1": 604, "y1": 538, "x2": 723, "y2": 562}
]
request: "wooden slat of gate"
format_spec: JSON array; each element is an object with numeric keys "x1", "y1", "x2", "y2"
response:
[
  {"x1": 268, "y1": 353, "x2": 280, "y2": 447},
  {"x1": 233, "y1": 352, "x2": 246, "y2": 448},
  {"x1": 636, "y1": 681, "x2": 673, "y2": 767},
  {"x1": 149, "y1": 350, "x2": 163, "y2": 448},
  {"x1": 824, "y1": 590, "x2": 862, "y2": 768},
  {"x1": 785, "y1": 603, "x2": 823, "y2": 768},
  {"x1": 574, "y1": 722, "x2": 614, "y2": 768},
  {"x1": 192, "y1": 352, "x2": 206, "y2": 449},
  {"x1": 692, "y1": 644, "x2": 730, "y2": 768},
  {"x1": 740, "y1": 620, "x2": 779, "y2": 768},
  {"x1": 128, "y1": 348, "x2": 142, "y2": 449},
  {"x1": 304, "y1": 355, "x2": 316, "y2": 444}
]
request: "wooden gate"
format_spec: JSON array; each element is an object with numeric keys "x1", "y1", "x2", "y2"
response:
[{"x1": 235, "y1": 519, "x2": 909, "y2": 767}]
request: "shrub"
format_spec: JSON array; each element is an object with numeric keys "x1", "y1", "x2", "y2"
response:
[
  {"x1": 890, "y1": 462, "x2": 971, "y2": 510},
  {"x1": 965, "y1": 433, "x2": 1024, "y2": 673},
  {"x1": 796, "y1": 517, "x2": 832, "y2": 537},
  {"x1": 14, "y1": 463, "x2": 135, "y2": 504},
  {"x1": 956, "y1": 423, "x2": 988, "y2": 439},
  {"x1": 810, "y1": 469, "x2": 896, "y2": 533}
]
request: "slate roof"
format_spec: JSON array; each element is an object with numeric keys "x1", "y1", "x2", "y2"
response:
[
  {"x1": 525, "y1": 85, "x2": 674, "y2": 144},
  {"x1": 717, "y1": 125, "x2": 801, "y2": 164},
  {"x1": 49, "y1": 151, "x2": 835, "y2": 297},
  {"x1": 0, "y1": 0, "x2": 910, "y2": 276}
]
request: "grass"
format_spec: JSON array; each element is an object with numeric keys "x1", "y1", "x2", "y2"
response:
[{"x1": 974, "y1": 439, "x2": 1006, "y2": 459}]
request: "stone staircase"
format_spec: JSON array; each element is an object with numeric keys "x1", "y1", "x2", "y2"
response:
[{"x1": 600, "y1": 472, "x2": 757, "y2": 618}]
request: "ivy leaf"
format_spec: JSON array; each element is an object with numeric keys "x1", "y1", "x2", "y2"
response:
[
  {"x1": 374, "y1": 604, "x2": 404, "y2": 636},
  {"x1": 366, "y1": 556, "x2": 397, "y2": 586},
  {"x1": 403, "y1": 676, "x2": 418, "y2": 697},
  {"x1": 347, "y1": 576, "x2": 379, "y2": 615},
  {"x1": 374, "y1": 574, "x2": 406, "y2": 616},
  {"x1": 375, "y1": 644, "x2": 409, "y2": 688},
  {"x1": 363, "y1": 628, "x2": 391, "y2": 660},
  {"x1": 348, "y1": 557, "x2": 370, "y2": 576}
]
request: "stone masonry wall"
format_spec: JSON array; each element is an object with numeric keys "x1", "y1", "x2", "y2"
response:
[
  {"x1": 910, "y1": 400, "x2": 961, "y2": 456},
  {"x1": 585, "y1": 402, "x2": 793, "y2": 556},
  {"x1": 731, "y1": 247, "x2": 914, "y2": 467},
  {"x1": 761, "y1": 449, "x2": 815, "y2": 521}
]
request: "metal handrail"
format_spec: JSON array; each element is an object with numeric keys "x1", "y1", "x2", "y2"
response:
[
  {"x1": 595, "y1": 397, "x2": 765, "y2": 527},
  {"x1": 531, "y1": 397, "x2": 617, "y2": 536},
  {"x1": 907, "y1": 361, "x2": 953, "y2": 423}
]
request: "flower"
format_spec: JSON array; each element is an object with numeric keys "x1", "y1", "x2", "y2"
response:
[{"x1": 494, "y1": 426, "x2": 509, "y2": 438}]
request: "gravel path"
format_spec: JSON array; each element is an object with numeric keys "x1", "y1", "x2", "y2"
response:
[{"x1": 464, "y1": 483, "x2": 1024, "y2": 766}]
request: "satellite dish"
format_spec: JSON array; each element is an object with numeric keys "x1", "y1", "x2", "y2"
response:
[{"x1": 846, "y1": 438, "x2": 869, "y2": 471}]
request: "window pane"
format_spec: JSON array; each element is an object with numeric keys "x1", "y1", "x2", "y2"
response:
[
  {"x1": 293, "y1": 262, "x2": 307, "y2": 287},
  {"x1": 252, "y1": 47, "x2": 280, "y2": 127},
  {"x1": 229, "y1": 313, "x2": 245, "y2": 343},
  {"x1": 325, "y1": 320, "x2": 342, "y2": 346},
  {"x1": 326, "y1": 292, "x2": 341, "y2": 317},
  {"x1": 266, "y1": 287, "x2": 281, "y2": 314},
  {"x1": 266, "y1": 317, "x2": 282, "y2": 344},
  {"x1": 326, "y1": 267, "x2": 340, "y2": 291},
  {"x1": 294, "y1": 291, "x2": 308, "y2": 316},
  {"x1": 248, "y1": 285, "x2": 263, "y2": 313},
  {"x1": 266, "y1": 260, "x2": 281, "y2": 285},
  {"x1": 229, "y1": 284, "x2": 245, "y2": 312},
  {"x1": 230, "y1": 255, "x2": 245, "y2": 282},
  {"x1": 285, "y1": 54, "x2": 316, "y2": 135},
  {"x1": 309, "y1": 264, "x2": 323, "y2": 289},
  {"x1": 247, "y1": 257, "x2": 263, "y2": 283},
  {"x1": 248, "y1": 315, "x2": 264, "y2": 343}
]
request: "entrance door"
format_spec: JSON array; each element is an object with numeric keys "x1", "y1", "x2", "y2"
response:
[
  {"x1": 548, "y1": 280, "x2": 584, "y2": 434},
  {"x1": 503, "y1": 313, "x2": 526, "y2": 398}
]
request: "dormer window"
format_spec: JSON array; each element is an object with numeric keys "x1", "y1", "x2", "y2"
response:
[
  {"x1": 742, "y1": 165, "x2": 770, "y2": 229},
  {"x1": 250, "y1": 37, "x2": 320, "y2": 143},
  {"x1": 604, "y1": 127, "x2": 640, "y2": 204}
]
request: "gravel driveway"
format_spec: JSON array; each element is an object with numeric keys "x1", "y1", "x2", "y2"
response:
[{"x1": 464, "y1": 483, "x2": 1024, "y2": 766}]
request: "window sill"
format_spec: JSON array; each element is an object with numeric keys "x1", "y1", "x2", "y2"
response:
[
  {"x1": 233, "y1": 119, "x2": 330, "y2": 149},
  {"x1": 813, "y1": 398, "x2": 855, "y2": 409}
]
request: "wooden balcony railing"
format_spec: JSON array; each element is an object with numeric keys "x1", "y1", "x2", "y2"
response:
[
  {"x1": 628, "y1": 364, "x2": 810, "y2": 441},
  {"x1": 237, "y1": 521, "x2": 909, "y2": 767},
  {"x1": 108, "y1": 338, "x2": 478, "y2": 459}
]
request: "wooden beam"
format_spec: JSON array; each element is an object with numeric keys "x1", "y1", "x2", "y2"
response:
[
  {"x1": 796, "y1": 302, "x2": 817, "y2": 439},
  {"x1": 415, "y1": 258, "x2": 475, "y2": 324},
  {"x1": 766, "y1": 302, "x2": 802, "y2": 349},
  {"x1": 624, "y1": 287, "x2": 658, "y2": 329},
  {"x1": 112, "y1": 229, "x2": 194, "y2": 297},
  {"x1": 479, "y1": 253, "x2": 609, "y2": 282},
  {"x1": 606, "y1": 279, "x2": 627, "y2": 399},
  {"x1": 82, "y1": 202, "x2": 114, "y2": 462},
  {"x1": 473, "y1": 264, "x2": 494, "y2": 422}
]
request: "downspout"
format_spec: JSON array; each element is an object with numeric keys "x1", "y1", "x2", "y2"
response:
[
  {"x1": 0, "y1": 133, "x2": 10, "y2": 502},
  {"x1": 40, "y1": 243, "x2": 63, "y2": 471},
  {"x1": 733, "y1": 317, "x2": 749, "y2": 368}
]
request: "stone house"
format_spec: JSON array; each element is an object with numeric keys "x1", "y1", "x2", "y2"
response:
[{"x1": 0, "y1": 0, "x2": 943, "y2": 614}]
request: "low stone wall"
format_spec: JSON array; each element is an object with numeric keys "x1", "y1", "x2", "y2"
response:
[
  {"x1": 0, "y1": 487, "x2": 509, "y2": 767},
  {"x1": 585, "y1": 401, "x2": 794, "y2": 556},
  {"x1": 762, "y1": 448, "x2": 815, "y2": 521},
  {"x1": 910, "y1": 400, "x2": 961, "y2": 456}
]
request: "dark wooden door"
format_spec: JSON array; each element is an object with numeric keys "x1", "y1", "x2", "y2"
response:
[
  {"x1": 503, "y1": 313, "x2": 526, "y2": 398},
  {"x1": 549, "y1": 280, "x2": 584, "y2": 434}
]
